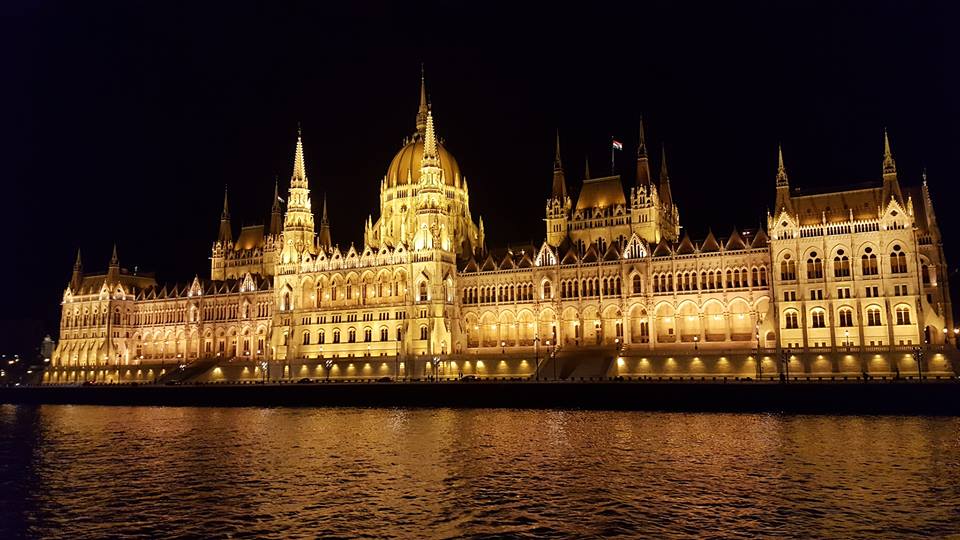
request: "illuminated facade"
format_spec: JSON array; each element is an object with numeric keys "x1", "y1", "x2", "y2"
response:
[{"x1": 47, "y1": 76, "x2": 957, "y2": 383}]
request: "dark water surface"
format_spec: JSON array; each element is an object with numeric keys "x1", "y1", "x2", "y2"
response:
[{"x1": 1, "y1": 405, "x2": 958, "y2": 539}]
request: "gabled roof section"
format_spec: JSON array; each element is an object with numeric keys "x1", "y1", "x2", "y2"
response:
[
  {"x1": 581, "y1": 244, "x2": 600, "y2": 263},
  {"x1": 561, "y1": 247, "x2": 579, "y2": 265},
  {"x1": 699, "y1": 230, "x2": 720, "y2": 253},
  {"x1": 725, "y1": 228, "x2": 746, "y2": 251},
  {"x1": 653, "y1": 239, "x2": 673, "y2": 257},
  {"x1": 750, "y1": 227, "x2": 769, "y2": 248},
  {"x1": 602, "y1": 242, "x2": 621, "y2": 261},
  {"x1": 676, "y1": 234, "x2": 696, "y2": 255},
  {"x1": 480, "y1": 254, "x2": 498, "y2": 272}
]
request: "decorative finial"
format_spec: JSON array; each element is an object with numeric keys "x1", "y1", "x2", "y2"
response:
[
  {"x1": 222, "y1": 185, "x2": 230, "y2": 219},
  {"x1": 292, "y1": 128, "x2": 307, "y2": 182},
  {"x1": 74, "y1": 248, "x2": 82, "y2": 269},
  {"x1": 110, "y1": 243, "x2": 119, "y2": 267},
  {"x1": 416, "y1": 66, "x2": 429, "y2": 134}
]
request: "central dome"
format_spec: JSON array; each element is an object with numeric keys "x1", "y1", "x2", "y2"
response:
[{"x1": 386, "y1": 136, "x2": 461, "y2": 188}]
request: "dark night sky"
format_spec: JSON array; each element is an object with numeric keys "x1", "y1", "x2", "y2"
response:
[{"x1": 2, "y1": 1, "x2": 957, "y2": 358}]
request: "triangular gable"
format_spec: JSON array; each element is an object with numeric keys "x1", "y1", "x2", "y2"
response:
[
  {"x1": 602, "y1": 243, "x2": 620, "y2": 261},
  {"x1": 535, "y1": 243, "x2": 557, "y2": 267},
  {"x1": 499, "y1": 254, "x2": 516, "y2": 270},
  {"x1": 725, "y1": 228, "x2": 746, "y2": 251},
  {"x1": 481, "y1": 255, "x2": 497, "y2": 272},
  {"x1": 623, "y1": 233, "x2": 647, "y2": 259},
  {"x1": 751, "y1": 228, "x2": 769, "y2": 248},
  {"x1": 561, "y1": 247, "x2": 579, "y2": 265},
  {"x1": 676, "y1": 234, "x2": 696, "y2": 255},
  {"x1": 517, "y1": 252, "x2": 534, "y2": 268},
  {"x1": 461, "y1": 257, "x2": 480, "y2": 273},
  {"x1": 700, "y1": 230, "x2": 720, "y2": 252},
  {"x1": 581, "y1": 244, "x2": 600, "y2": 263},
  {"x1": 652, "y1": 239, "x2": 673, "y2": 257}
]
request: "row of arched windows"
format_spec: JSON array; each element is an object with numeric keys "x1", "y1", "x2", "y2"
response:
[
  {"x1": 301, "y1": 326, "x2": 405, "y2": 345},
  {"x1": 652, "y1": 267, "x2": 768, "y2": 293},
  {"x1": 559, "y1": 277, "x2": 622, "y2": 299},
  {"x1": 782, "y1": 246, "x2": 910, "y2": 281},
  {"x1": 462, "y1": 283, "x2": 536, "y2": 304},
  {"x1": 782, "y1": 305, "x2": 912, "y2": 329}
]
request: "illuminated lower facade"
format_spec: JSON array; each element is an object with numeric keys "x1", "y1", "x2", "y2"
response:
[{"x1": 46, "y1": 77, "x2": 957, "y2": 384}]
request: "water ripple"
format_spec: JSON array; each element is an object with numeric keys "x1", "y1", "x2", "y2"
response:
[{"x1": 0, "y1": 405, "x2": 958, "y2": 538}]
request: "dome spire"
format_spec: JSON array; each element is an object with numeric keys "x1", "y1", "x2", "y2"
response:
[
  {"x1": 423, "y1": 110, "x2": 438, "y2": 162},
  {"x1": 415, "y1": 65, "x2": 428, "y2": 135},
  {"x1": 292, "y1": 126, "x2": 307, "y2": 187}
]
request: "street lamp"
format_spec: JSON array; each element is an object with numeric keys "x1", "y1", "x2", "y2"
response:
[
  {"x1": 693, "y1": 335, "x2": 699, "y2": 351},
  {"x1": 844, "y1": 329, "x2": 850, "y2": 348},
  {"x1": 325, "y1": 358, "x2": 333, "y2": 382},
  {"x1": 912, "y1": 346, "x2": 924, "y2": 381},
  {"x1": 755, "y1": 324, "x2": 762, "y2": 380},
  {"x1": 259, "y1": 360, "x2": 268, "y2": 383},
  {"x1": 534, "y1": 334, "x2": 540, "y2": 381},
  {"x1": 432, "y1": 356, "x2": 441, "y2": 382}
]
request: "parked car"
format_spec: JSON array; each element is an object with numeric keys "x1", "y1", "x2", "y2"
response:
[
  {"x1": 297, "y1": 378, "x2": 312, "y2": 384},
  {"x1": 460, "y1": 375, "x2": 478, "y2": 381},
  {"x1": 377, "y1": 376, "x2": 393, "y2": 383}
]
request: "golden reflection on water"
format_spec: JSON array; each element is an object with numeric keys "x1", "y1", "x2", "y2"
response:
[{"x1": 1, "y1": 405, "x2": 958, "y2": 538}]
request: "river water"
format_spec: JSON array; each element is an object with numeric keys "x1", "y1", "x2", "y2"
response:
[{"x1": 1, "y1": 405, "x2": 958, "y2": 539}]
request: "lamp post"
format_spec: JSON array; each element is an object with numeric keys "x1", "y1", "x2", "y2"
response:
[
  {"x1": 844, "y1": 329, "x2": 850, "y2": 348},
  {"x1": 912, "y1": 346, "x2": 924, "y2": 382},
  {"x1": 693, "y1": 335, "x2": 699, "y2": 351},
  {"x1": 534, "y1": 334, "x2": 540, "y2": 381},
  {"x1": 259, "y1": 359, "x2": 268, "y2": 383},
  {"x1": 780, "y1": 349, "x2": 790, "y2": 383},
  {"x1": 325, "y1": 358, "x2": 333, "y2": 382},
  {"x1": 395, "y1": 336, "x2": 401, "y2": 381},
  {"x1": 432, "y1": 356, "x2": 440, "y2": 382},
  {"x1": 755, "y1": 324, "x2": 761, "y2": 380}
]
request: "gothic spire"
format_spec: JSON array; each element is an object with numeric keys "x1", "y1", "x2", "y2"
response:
[
  {"x1": 551, "y1": 130, "x2": 567, "y2": 200},
  {"x1": 881, "y1": 128, "x2": 903, "y2": 203},
  {"x1": 774, "y1": 145, "x2": 794, "y2": 216},
  {"x1": 74, "y1": 248, "x2": 82, "y2": 271},
  {"x1": 659, "y1": 144, "x2": 673, "y2": 208},
  {"x1": 221, "y1": 184, "x2": 230, "y2": 220},
  {"x1": 423, "y1": 109, "x2": 438, "y2": 161},
  {"x1": 636, "y1": 117, "x2": 651, "y2": 187},
  {"x1": 318, "y1": 193, "x2": 332, "y2": 251},
  {"x1": 218, "y1": 185, "x2": 233, "y2": 243},
  {"x1": 110, "y1": 243, "x2": 119, "y2": 267},
  {"x1": 415, "y1": 65, "x2": 429, "y2": 135},
  {"x1": 883, "y1": 128, "x2": 896, "y2": 175},
  {"x1": 584, "y1": 156, "x2": 591, "y2": 181},
  {"x1": 70, "y1": 248, "x2": 83, "y2": 291},
  {"x1": 292, "y1": 127, "x2": 308, "y2": 187},
  {"x1": 776, "y1": 144, "x2": 789, "y2": 187},
  {"x1": 269, "y1": 177, "x2": 282, "y2": 236}
]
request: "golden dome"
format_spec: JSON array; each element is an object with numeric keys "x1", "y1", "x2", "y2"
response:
[{"x1": 386, "y1": 136, "x2": 461, "y2": 188}]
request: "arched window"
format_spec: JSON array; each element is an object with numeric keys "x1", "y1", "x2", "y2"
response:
[
  {"x1": 810, "y1": 309, "x2": 826, "y2": 328},
  {"x1": 806, "y1": 252, "x2": 823, "y2": 279},
  {"x1": 364, "y1": 328, "x2": 372, "y2": 342},
  {"x1": 282, "y1": 291, "x2": 291, "y2": 311},
  {"x1": 302, "y1": 331, "x2": 311, "y2": 345},
  {"x1": 838, "y1": 308, "x2": 853, "y2": 327},
  {"x1": 895, "y1": 306, "x2": 911, "y2": 325},
  {"x1": 113, "y1": 309, "x2": 121, "y2": 325},
  {"x1": 318, "y1": 330, "x2": 325, "y2": 344},
  {"x1": 632, "y1": 275, "x2": 642, "y2": 295},
  {"x1": 348, "y1": 329, "x2": 356, "y2": 343},
  {"x1": 784, "y1": 310, "x2": 799, "y2": 329},
  {"x1": 419, "y1": 325, "x2": 428, "y2": 340},
  {"x1": 759, "y1": 266, "x2": 768, "y2": 286},
  {"x1": 866, "y1": 307, "x2": 882, "y2": 326},
  {"x1": 419, "y1": 281, "x2": 428, "y2": 302},
  {"x1": 380, "y1": 327, "x2": 388, "y2": 341},
  {"x1": 331, "y1": 285, "x2": 338, "y2": 301},
  {"x1": 396, "y1": 328, "x2": 403, "y2": 341},
  {"x1": 890, "y1": 245, "x2": 907, "y2": 274},
  {"x1": 861, "y1": 248, "x2": 878, "y2": 276},
  {"x1": 333, "y1": 329, "x2": 341, "y2": 343},
  {"x1": 833, "y1": 250, "x2": 850, "y2": 278},
  {"x1": 780, "y1": 255, "x2": 796, "y2": 281},
  {"x1": 543, "y1": 281, "x2": 552, "y2": 299}
]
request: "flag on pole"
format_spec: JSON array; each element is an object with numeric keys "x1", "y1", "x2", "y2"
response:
[{"x1": 612, "y1": 140, "x2": 623, "y2": 151}]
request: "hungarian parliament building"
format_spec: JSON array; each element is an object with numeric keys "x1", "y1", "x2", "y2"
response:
[{"x1": 46, "y1": 77, "x2": 957, "y2": 383}]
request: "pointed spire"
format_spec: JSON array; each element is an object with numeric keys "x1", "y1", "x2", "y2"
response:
[
  {"x1": 74, "y1": 248, "x2": 82, "y2": 270},
  {"x1": 881, "y1": 128, "x2": 902, "y2": 203},
  {"x1": 269, "y1": 177, "x2": 282, "y2": 236},
  {"x1": 423, "y1": 110, "x2": 438, "y2": 160},
  {"x1": 218, "y1": 185, "x2": 233, "y2": 243},
  {"x1": 292, "y1": 128, "x2": 307, "y2": 186},
  {"x1": 659, "y1": 144, "x2": 673, "y2": 208},
  {"x1": 110, "y1": 243, "x2": 119, "y2": 267},
  {"x1": 551, "y1": 131, "x2": 567, "y2": 201},
  {"x1": 553, "y1": 129, "x2": 562, "y2": 171},
  {"x1": 70, "y1": 248, "x2": 83, "y2": 291},
  {"x1": 776, "y1": 144, "x2": 789, "y2": 187},
  {"x1": 584, "y1": 156, "x2": 591, "y2": 181},
  {"x1": 415, "y1": 65, "x2": 429, "y2": 135},
  {"x1": 318, "y1": 193, "x2": 331, "y2": 251},
  {"x1": 221, "y1": 184, "x2": 230, "y2": 219},
  {"x1": 883, "y1": 128, "x2": 896, "y2": 174},
  {"x1": 774, "y1": 145, "x2": 794, "y2": 216},
  {"x1": 636, "y1": 117, "x2": 651, "y2": 187}
]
